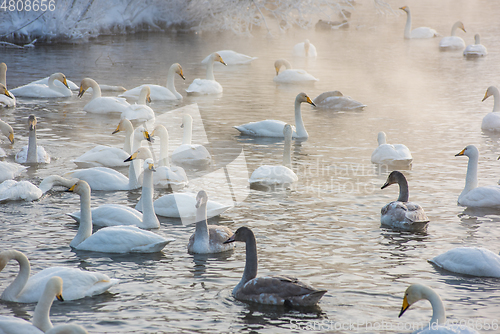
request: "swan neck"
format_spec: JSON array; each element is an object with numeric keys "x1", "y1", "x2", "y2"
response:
[
  {"x1": 194, "y1": 202, "x2": 209, "y2": 251},
  {"x1": 206, "y1": 57, "x2": 216, "y2": 81},
  {"x1": 32, "y1": 284, "x2": 56, "y2": 332},
  {"x1": 404, "y1": 11, "x2": 412, "y2": 39},
  {"x1": 158, "y1": 129, "x2": 170, "y2": 167},
  {"x1": 492, "y1": 88, "x2": 500, "y2": 112},
  {"x1": 235, "y1": 232, "x2": 258, "y2": 293},
  {"x1": 27, "y1": 125, "x2": 38, "y2": 163},
  {"x1": 182, "y1": 119, "x2": 193, "y2": 145},
  {"x1": 128, "y1": 159, "x2": 140, "y2": 189},
  {"x1": 47, "y1": 74, "x2": 56, "y2": 89},
  {"x1": 167, "y1": 65, "x2": 178, "y2": 95},
  {"x1": 462, "y1": 153, "x2": 478, "y2": 195},
  {"x1": 423, "y1": 286, "x2": 446, "y2": 325},
  {"x1": 397, "y1": 175, "x2": 409, "y2": 202},
  {"x1": 294, "y1": 99, "x2": 308, "y2": 138},
  {"x1": 90, "y1": 80, "x2": 101, "y2": 99},
  {"x1": 38, "y1": 176, "x2": 73, "y2": 193},
  {"x1": 451, "y1": 22, "x2": 460, "y2": 36},
  {"x1": 0, "y1": 251, "x2": 31, "y2": 301},
  {"x1": 141, "y1": 168, "x2": 159, "y2": 228},
  {"x1": 474, "y1": 34, "x2": 481, "y2": 44},
  {"x1": 283, "y1": 133, "x2": 292, "y2": 168},
  {"x1": 0, "y1": 67, "x2": 6, "y2": 86},
  {"x1": 70, "y1": 188, "x2": 93, "y2": 247},
  {"x1": 138, "y1": 89, "x2": 148, "y2": 105}
]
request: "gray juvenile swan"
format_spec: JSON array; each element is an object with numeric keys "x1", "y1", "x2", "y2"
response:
[{"x1": 224, "y1": 226, "x2": 327, "y2": 306}]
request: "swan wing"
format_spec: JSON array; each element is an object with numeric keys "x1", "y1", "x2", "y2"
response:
[
  {"x1": 0, "y1": 180, "x2": 42, "y2": 202},
  {"x1": 64, "y1": 167, "x2": 129, "y2": 191},
  {"x1": 430, "y1": 247, "x2": 500, "y2": 278},
  {"x1": 73, "y1": 145, "x2": 130, "y2": 168}
]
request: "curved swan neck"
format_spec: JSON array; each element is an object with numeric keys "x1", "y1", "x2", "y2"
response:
[
  {"x1": 70, "y1": 185, "x2": 93, "y2": 247},
  {"x1": 122, "y1": 119, "x2": 134, "y2": 154},
  {"x1": 237, "y1": 232, "x2": 258, "y2": 292},
  {"x1": 141, "y1": 165, "x2": 159, "y2": 228},
  {"x1": 206, "y1": 55, "x2": 216, "y2": 81},
  {"x1": 156, "y1": 126, "x2": 170, "y2": 167},
  {"x1": 491, "y1": 87, "x2": 500, "y2": 112},
  {"x1": 474, "y1": 34, "x2": 481, "y2": 45},
  {"x1": 182, "y1": 115, "x2": 193, "y2": 145},
  {"x1": 47, "y1": 74, "x2": 57, "y2": 89},
  {"x1": 450, "y1": 21, "x2": 462, "y2": 36},
  {"x1": 194, "y1": 201, "x2": 209, "y2": 250},
  {"x1": 421, "y1": 286, "x2": 446, "y2": 325},
  {"x1": 283, "y1": 129, "x2": 292, "y2": 168},
  {"x1": 0, "y1": 250, "x2": 31, "y2": 301},
  {"x1": 138, "y1": 87, "x2": 149, "y2": 105},
  {"x1": 38, "y1": 176, "x2": 75, "y2": 193},
  {"x1": 403, "y1": 10, "x2": 412, "y2": 39},
  {"x1": 167, "y1": 64, "x2": 179, "y2": 95},
  {"x1": 32, "y1": 279, "x2": 61, "y2": 332},
  {"x1": 463, "y1": 151, "x2": 479, "y2": 195},
  {"x1": 27, "y1": 121, "x2": 38, "y2": 163},
  {"x1": 88, "y1": 79, "x2": 101, "y2": 99},
  {"x1": 396, "y1": 174, "x2": 409, "y2": 202},
  {"x1": 294, "y1": 98, "x2": 308, "y2": 139},
  {"x1": 0, "y1": 63, "x2": 6, "y2": 86}
]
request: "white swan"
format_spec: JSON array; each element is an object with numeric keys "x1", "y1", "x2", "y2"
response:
[
  {"x1": 187, "y1": 190, "x2": 234, "y2": 254},
  {"x1": 67, "y1": 180, "x2": 173, "y2": 253},
  {"x1": 202, "y1": 50, "x2": 257, "y2": 65},
  {"x1": 463, "y1": 34, "x2": 487, "y2": 57},
  {"x1": 223, "y1": 226, "x2": 327, "y2": 306},
  {"x1": 186, "y1": 52, "x2": 226, "y2": 95},
  {"x1": 273, "y1": 59, "x2": 318, "y2": 83},
  {"x1": 234, "y1": 92, "x2": 315, "y2": 139},
  {"x1": 0, "y1": 319, "x2": 88, "y2": 334},
  {"x1": 0, "y1": 118, "x2": 14, "y2": 158},
  {"x1": 10, "y1": 72, "x2": 72, "y2": 98},
  {"x1": 72, "y1": 118, "x2": 135, "y2": 168},
  {"x1": 380, "y1": 171, "x2": 429, "y2": 231},
  {"x1": 171, "y1": 114, "x2": 212, "y2": 168},
  {"x1": 68, "y1": 159, "x2": 160, "y2": 229},
  {"x1": 0, "y1": 175, "x2": 76, "y2": 202},
  {"x1": 399, "y1": 283, "x2": 479, "y2": 333},
  {"x1": 0, "y1": 161, "x2": 26, "y2": 182},
  {"x1": 455, "y1": 145, "x2": 500, "y2": 207},
  {"x1": 65, "y1": 126, "x2": 151, "y2": 191},
  {"x1": 151, "y1": 124, "x2": 188, "y2": 189},
  {"x1": 15, "y1": 115, "x2": 50, "y2": 164},
  {"x1": 439, "y1": 21, "x2": 466, "y2": 50},
  {"x1": 480, "y1": 86, "x2": 500, "y2": 131},
  {"x1": 429, "y1": 247, "x2": 500, "y2": 278},
  {"x1": 0, "y1": 250, "x2": 118, "y2": 303},
  {"x1": 292, "y1": 39, "x2": 317, "y2": 58},
  {"x1": 78, "y1": 78, "x2": 130, "y2": 114},
  {"x1": 249, "y1": 124, "x2": 298, "y2": 188},
  {"x1": 400, "y1": 6, "x2": 438, "y2": 39},
  {"x1": 371, "y1": 131, "x2": 412, "y2": 166},
  {"x1": 0, "y1": 63, "x2": 15, "y2": 107},
  {"x1": 120, "y1": 86, "x2": 155, "y2": 124},
  {"x1": 313, "y1": 91, "x2": 366, "y2": 110},
  {"x1": 120, "y1": 63, "x2": 185, "y2": 100}
]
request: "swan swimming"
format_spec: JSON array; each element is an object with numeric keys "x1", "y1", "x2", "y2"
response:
[
  {"x1": 273, "y1": 59, "x2": 318, "y2": 83},
  {"x1": 186, "y1": 52, "x2": 227, "y2": 95},
  {"x1": 400, "y1": 6, "x2": 438, "y2": 39},
  {"x1": 15, "y1": 115, "x2": 50, "y2": 164},
  {"x1": 11, "y1": 72, "x2": 72, "y2": 98},
  {"x1": 439, "y1": 21, "x2": 466, "y2": 50},
  {"x1": 463, "y1": 34, "x2": 487, "y2": 57},
  {"x1": 78, "y1": 78, "x2": 130, "y2": 114}
]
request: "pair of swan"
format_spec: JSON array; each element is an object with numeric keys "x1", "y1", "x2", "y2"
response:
[
  {"x1": 120, "y1": 86, "x2": 155, "y2": 124},
  {"x1": 399, "y1": 284, "x2": 479, "y2": 334},
  {"x1": 171, "y1": 114, "x2": 212, "y2": 168},
  {"x1": 463, "y1": 34, "x2": 487, "y2": 57},
  {"x1": 0, "y1": 276, "x2": 89, "y2": 334},
  {"x1": 0, "y1": 175, "x2": 75, "y2": 202},
  {"x1": 67, "y1": 178, "x2": 174, "y2": 253},
  {"x1": 455, "y1": 144, "x2": 500, "y2": 207},
  {"x1": 380, "y1": 171, "x2": 429, "y2": 231},
  {"x1": 187, "y1": 190, "x2": 234, "y2": 254},
  {"x1": 249, "y1": 124, "x2": 298, "y2": 188},
  {"x1": 0, "y1": 250, "x2": 118, "y2": 303},
  {"x1": 78, "y1": 78, "x2": 130, "y2": 114},
  {"x1": 0, "y1": 63, "x2": 15, "y2": 107},
  {"x1": 120, "y1": 63, "x2": 184, "y2": 100},
  {"x1": 11, "y1": 72, "x2": 72, "y2": 98},
  {"x1": 201, "y1": 50, "x2": 257, "y2": 65},
  {"x1": 430, "y1": 247, "x2": 500, "y2": 278},
  {"x1": 273, "y1": 59, "x2": 318, "y2": 83},
  {"x1": 234, "y1": 92, "x2": 315, "y2": 139},
  {"x1": 439, "y1": 21, "x2": 466, "y2": 50},
  {"x1": 371, "y1": 132, "x2": 413, "y2": 166},
  {"x1": 0, "y1": 119, "x2": 14, "y2": 158},
  {"x1": 480, "y1": 86, "x2": 500, "y2": 132},
  {"x1": 312, "y1": 91, "x2": 366, "y2": 110},
  {"x1": 186, "y1": 52, "x2": 226, "y2": 95},
  {"x1": 400, "y1": 6, "x2": 438, "y2": 39},
  {"x1": 224, "y1": 226, "x2": 327, "y2": 306},
  {"x1": 15, "y1": 115, "x2": 50, "y2": 164},
  {"x1": 292, "y1": 39, "x2": 317, "y2": 58}
]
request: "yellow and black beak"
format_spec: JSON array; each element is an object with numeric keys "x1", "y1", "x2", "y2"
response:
[
  {"x1": 219, "y1": 58, "x2": 227, "y2": 66},
  {"x1": 78, "y1": 86, "x2": 86, "y2": 98},
  {"x1": 179, "y1": 70, "x2": 185, "y2": 80},
  {"x1": 148, "y1": 162, "x2": 156, "y2": 172},
  {"x1": 3, "y1": 89, "x2": 13, "y2": 99},
  {"x1": 455, "y1": 148, "x2": 466, "y2": 157},
  {"x1": 112, "y1": 123, "x2": 121, "y2": 134},
  {"x1": 56, "y1": 293, "x2": 64, "y2": 302},
  {"x1": 146, "y1": 94, "x2": 151, "y2": 104},
  {"x1": 8, "y1": 132, "x2": 14, "y2": 144},
  {"x1": 306, "y1": 96, "x2": 316, "y2": 107},
  {"x1": 67, "y1": 184, "x2": 77, "y2": 192},
  {"x1": 144, "y1": 131, "x2": 152, "y2": 142},
  {"x1": 124, "y1": 152, "x2": 137, "y2": 162},
  {"x1": 398, "y1": 295, "x2": 410, "y2": 318},
  {"x1": 62, "y1": 77, "x2": 70, "y2": 89},
  {"x1": 482, "y1": 91, "x2": 490, "y2": 102}
]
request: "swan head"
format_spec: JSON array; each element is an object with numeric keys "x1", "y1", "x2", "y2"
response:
[
  {"x1": 274, "y1": 59, "x2": 292, "y2": 75},
  {"x1": 132, "y1": 126, "x2": 152, "y2": 144},
  {"x1": 152, "y1": 124, "x2": 167, "y2": 137},
  {"x1": 381, "y1": 171, "x2": 405, "y2": 189},
  {"x1": 296, "y1": 92, "x2": 316, "y2": 107},
  {"x1": 213, "y1": 53, "x2": 227, "y2": 66},
  {"x1": 68, "y1": 180, "x2": 91, "y2": 195},
  {"x1": 124, "y1": 146, "x2": 153, "y2": 162},
  {"x1": 399, "y1": 6, "x2": 409, "y2": 13},
  {"x1": 181, "y1": 114, "x2": 193, "y2": 128},
  {"x1": 195, "y1": 190, "x2": 208, "y2": 209},
  {"x1": 454, "y1": 21, "x2": 466, "y2": 34},
  {"x1": 144, "y1": 158, "x2": 156, "y2": 172},
  {"x1": 140, "y1": 86, "x2": 151, "y2": 103},
  {"x1": 482, "y1": 86, "x2": 498, "y2": 102},
  {"x1": 455, "y1": 144, "x2": 478, "y2": 158},
  {"x1": 53, "y1": 72, "x2": 70, "y2": 89},
  {"x1": 28, "y1": 114, "x2": 37, "y2": 131},
  {"x1": 78, "y1": 78, "x2": 96, "y2": 98},
  {"x1": 46, "y1": 276, "x2": 64, "y2": 302},
  {"x1": 399, "y1": 283, "x2": 438, "y2": 319},
  {"x1": 474, "y1": 33, "x2": 481, "y2": 44},
  {"x1": 0, "y1": 83, "x2": 13, "y2": 99},
  {"x1": 224, "y1": 226, "x2": 253, "y2": 244},
  {"x1": 173, "y1": 63, "x2": 186, "y2": 80},
  {"x1": 0, "y1": 119, "x2": 14, "y2": 144},
  {"x1": 112, "y1": 118, "x2": 133, "y2": 135}
]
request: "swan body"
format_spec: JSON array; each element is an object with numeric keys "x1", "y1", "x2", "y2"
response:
[
  {"x1": 0, "y1": 118, "x2": 14, "y2": 157},
  {"x1": 481, "y1": 86, "x2": 500, "y2": 131},
  {"x1": 463, "y1": 34, "x2": 487, "y2": 57},
  {"x1": 15, "y1": 115, "x2": 50, "y2": 164},
  {"x1": 0, "y1": 64, "x2": 16, "y2": 107},
  {"x1": 73, "y1": 118, "x2": 135, "y2": 168},
  {"x1": 234, "y1": 92, "x2": 315, "y2": 139},
  {"x1": 371, "y1": 131, "x2": 412, "y2": 166},
  {"x1": 187, "y1": 190, "x2": 234, "y2": 254},
  {"x1": 455, "y1": 145, "x2": 500, "y2": 207},
  {"x1": 400, "y1": 6, "x2": 438, "y2": 39},
  {"x1": 429, "y1": 247, "x2": 500, "y2": 278},
  {"x1": 120, "y1": 63, "x2": 185, "y2": 100},
  {"x1": 120, "y1": 86, "x2": 155, "y2": 123},
  {"x1": 171, "y1": 114, "x2": 212, "y2": 168},
  {"x1": 151, "y1": 124, "x2": 188, "y2": 189},
  {"x1": 202, "y1": 50, "x2": 257, "y2": 65},
  {"x1": 292, "y1": 39, "x2": 317, "y2": 57},
  {"x1": 29, "y1": 76, "x2": 78, "y2": 90},
  {"x1": 0, "y1": 321, "x2": 88, "y2": 334},
  {"x1": 313, "y1": 91, "x2": 366, "y2": 110},
  {"x1": 273, "y1": 59, "x2": 318, "y2": 83},
  {"x1": 0, "y1": 161, "x2": 26, "y2": 182},
  {"x1": 68, "y1": 180, "x2": 173, "y2": 253},
  {"x1": 380, "y1": 171, "x2": 429, "y2": 231},
  {"x1": 399, "y1": 283, "x2": 479, "y2": 334},
  {"x1": 151, "y1": 193, "x2": 231, "y2": 220},
  {"x1": 224, "y1": 227, "x2": 327, "y2": 306},
  {"x1": 78, "y1": 78, "x2": 130, "y2": 114},
  {"x1": 249, "y1": 124, "x2": 298, "y2": 188},
  {"x1": 439, "y1": 21, "x2": 466, "y2": 50},
  {"x1": 0, "y1": 250, "x2": 118, "y2": 303},
  {"x1": 0, "y1": 175, "x2": 75, "y2": 202},
  {"x1": 186, "y1": 52, "x2": 226, "y2": 95},
  {"x1": 10, "y1": 72, "x2": 71, "y2": 98}
]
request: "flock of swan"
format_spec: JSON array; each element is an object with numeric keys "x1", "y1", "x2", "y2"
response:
[{"x1": 0, "y1": 6, "x2": 498, "y2": 332}]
